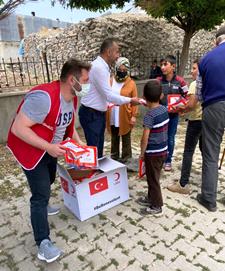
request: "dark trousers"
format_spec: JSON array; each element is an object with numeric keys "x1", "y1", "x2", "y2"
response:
[
  {"x1": 145, "y1": 154, "x2": 165, "y2": 207},
  {"x1": 79, "y1": 105, "x2": 106, "y2": 158},
  {"x1": 201, "y1": 101, "x2": 225, "y2": 205},
  {"x1": 166, "y1": 113, "x2": 179, "y2": 163},
  {"x1": 180, "y1": 120, "x2": 202, "y2": 186},
  {"x1": 110, "y1": 125, "x2": 132, "y2": 161},
  {"x1": 23, "y1": 153, "x2": 57, "y2": 246}
]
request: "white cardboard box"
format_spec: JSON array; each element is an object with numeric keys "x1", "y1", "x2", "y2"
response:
[{"x1": 57, "y1": 157, "x2": 129, "y2": 221}]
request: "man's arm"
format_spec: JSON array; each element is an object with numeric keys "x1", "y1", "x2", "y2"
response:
[
  {"x1": 140, "y1": 128, "x2": 150, "y2": 159},
  {"x1": 11, "y1": 111, "x2": 66, "y2": 157},
  {"x1": 195, "y1": 73, "x2": 203, "y2": 102}
]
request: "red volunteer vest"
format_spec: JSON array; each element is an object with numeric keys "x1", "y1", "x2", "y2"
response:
[{"x1": 7, "y1": 80, "x2": 77, "y2": 170}]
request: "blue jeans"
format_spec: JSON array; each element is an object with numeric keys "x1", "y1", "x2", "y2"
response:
[
  {"x1": 23, "y1": 153, "x2": 57, "y2": 246},
  {"x1": 180, "y1": 120, "x2": 202, "y2": 186},
  {"x1": 166, "y1": 113, "x2": 179, "y2": 164},
  {"x1": 79, "y1": 104, "x2": 106, "y2": 158}
]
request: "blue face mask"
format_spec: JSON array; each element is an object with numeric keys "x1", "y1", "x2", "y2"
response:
[{"x1": 72, "y1": 77, "x2": 90, "y2": 97}]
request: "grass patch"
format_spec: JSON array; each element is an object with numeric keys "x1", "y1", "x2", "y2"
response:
[
  {"x1": 0, "y1": 179, "x2": 26, "y2": 200},
  {"x1": 166, "y1": 204, "x2": 190, "y2": 217},
  {"x1": 128, "y1": 259, "x2": 135, "y2": 266},
  {"x1": 99, "y1": 214, "x2": 107, "y2": 220},
  {"x1": 58, "y1": 213, "x2": 69, "y2": 221},
  {"x1": 77, "y1": 255, "x2": 85, "y2": 262},
  {"x1": 206, "y1": 236, "x2": 219, "y2": 244},
  {"x1": 111, "y1": 258, "x2": 119, "y2": 267},
  {"x1": 55, "y1": 230, "x2": 69, "y2": 242}
]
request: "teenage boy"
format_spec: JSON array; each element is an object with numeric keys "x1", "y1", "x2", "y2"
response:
[
  {"x1": 137, "y1": 80, "x2": 169, "y2": 215},
  {"x1": 167, "y1": 59, "x2": 202, "y2": 194},
  {"x1": 157, "y1": 55, "x2": 188, "y2": 171}
]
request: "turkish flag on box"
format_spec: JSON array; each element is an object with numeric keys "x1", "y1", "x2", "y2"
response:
[
  {"x1": 57, "y1": 157, "x2": 129, "y2": 221},
  {"x1": 89, "y1": 177, "x2": 108, "y2": 195}
]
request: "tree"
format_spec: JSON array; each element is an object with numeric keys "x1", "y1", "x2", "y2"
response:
[
  {"x1": 137, "y1": 0, "x2": 225, "y2": 75},
  {"x1": 0, "y1": 0, "x2": 37, "y2": 21},
  {"x1": 55, "y1": 0, "x2": 225, "y2": 75},
  {"x1": 53, "y1": 0, "x2": 131, "y2": 12}
]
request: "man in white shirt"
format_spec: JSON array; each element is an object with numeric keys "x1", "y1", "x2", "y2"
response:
[{"x1": 79, "y1": 38, "x2": 140, "y2": 158}]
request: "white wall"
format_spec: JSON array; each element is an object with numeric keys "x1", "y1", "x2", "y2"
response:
[{"x1": 0, "y1": 41, "x2": 20, "y2": 60}]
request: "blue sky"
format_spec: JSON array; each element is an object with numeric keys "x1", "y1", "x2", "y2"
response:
[{"x1": 15, "y1": 0, "x2": 134, "y2": 23}]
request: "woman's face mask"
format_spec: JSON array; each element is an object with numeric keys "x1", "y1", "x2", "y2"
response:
[
  {"x1": 72, "y1": 77, "x2": 90, "y2": 97},
  {"x1": 116, "y1": 70, "x2": 128, "y2": 79}
]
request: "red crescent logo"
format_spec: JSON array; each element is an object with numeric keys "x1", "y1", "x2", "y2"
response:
[{"x1": 114, "y1": 172, "x2": 120, "y2": 182}]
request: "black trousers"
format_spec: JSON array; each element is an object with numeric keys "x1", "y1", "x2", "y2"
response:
[
  {"x1": 23, "y1": 153, "x2": 57, "y2": 246},
  {"x1": 180, "y1": 120, "x2": 202, "y2": 186},
  {"x1": 79, "y1": 105, "x2": 106, "y2": 158}
]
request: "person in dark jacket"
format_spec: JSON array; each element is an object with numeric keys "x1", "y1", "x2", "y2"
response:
[{"x1": 149, "y1": 59, "x2": 162, "y2": 79}]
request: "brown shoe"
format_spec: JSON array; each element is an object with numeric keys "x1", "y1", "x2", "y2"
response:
[{"x1": 167, "y1": 181, "x2": 190, "y2": 195}]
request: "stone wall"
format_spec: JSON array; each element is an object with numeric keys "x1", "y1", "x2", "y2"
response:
[{"x1": 24, "y1": 13, "x2": 218, "y2": 77}]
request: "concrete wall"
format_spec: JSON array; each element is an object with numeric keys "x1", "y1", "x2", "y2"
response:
[
  {"x1": 0, "y1": 79, "x2": 161, "y2": 144},
  {"x1": 0, "y1": 41, "x2": 20, "y2": 60},
  {"x1": 0, "y1": 91, "x2": 26, "y2": 144}
]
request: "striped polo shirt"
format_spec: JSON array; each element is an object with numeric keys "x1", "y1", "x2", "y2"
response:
[{"x1": 143, "y1": 105, "x2": 169, "y2": 156}]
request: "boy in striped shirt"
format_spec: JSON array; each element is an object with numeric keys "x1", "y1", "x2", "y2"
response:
[{"x1": 137, "y1": 80, "x2": 169, "y2": 215}]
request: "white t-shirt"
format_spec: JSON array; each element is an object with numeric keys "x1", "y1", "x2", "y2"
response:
[{"x1": 110, "y1": 79, "x2": 124, "y2": 127}]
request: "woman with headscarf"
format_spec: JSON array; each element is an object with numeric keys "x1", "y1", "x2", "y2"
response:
[{"x1": 106, "y1": 57, "x2": 138, "y2": 163}]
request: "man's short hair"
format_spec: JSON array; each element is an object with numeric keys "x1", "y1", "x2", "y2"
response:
[
  {"x1": 144, "y1": 79, "x2": 162, "y2": 103},
  {"x1": 100, "y1": 38, "x2": 117, "y2": 54},
  {"x1": 216, "y1": 25, "x2": 225, "y2": 39},
  {"x1": 165, "y1": 55, "x2": 176, "y2": 65},
  {"x1": 60, "y1": 58, "x2": 91, "y2": 82},
  {"x1": 216, "y1": 34, "x2": 225, "y2": 45}
]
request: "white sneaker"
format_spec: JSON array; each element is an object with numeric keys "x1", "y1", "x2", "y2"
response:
[
  {"x1": 38, "y1": 239, "x2": 62, "y2": 263},
  {"x1": 164, "y1": 163, "x2": 172, "y2": 171},
  {"x1": 47, "y1": 205, "x2": 60, "y2": 216}
]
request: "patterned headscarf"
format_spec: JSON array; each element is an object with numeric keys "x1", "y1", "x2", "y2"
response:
[
  {"x1": 115, "y1": 57, "x2": 130, "y2": 82},
  {"x1": 115, "y1": 57, "x2": 130, "y2": 74}
]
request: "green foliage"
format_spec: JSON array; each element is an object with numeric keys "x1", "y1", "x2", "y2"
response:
[
  {"x1": 55, "y1": 0, "x2": 225, "y2": 75},
  {"x1": 137, "y1": 0, "x2": 225, "y2": 34},
  {"x1": 54, "y1": 0, "x2": 131, "y2": 12}
]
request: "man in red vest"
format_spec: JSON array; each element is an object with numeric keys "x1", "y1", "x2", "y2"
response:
[{"x1": 7, "y1": 58, "x2": 91, "y2": 263}]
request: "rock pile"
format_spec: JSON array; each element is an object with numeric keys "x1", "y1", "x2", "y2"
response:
[{"x1": 24, "y1": 13, "x2": 217, "y2": 77}]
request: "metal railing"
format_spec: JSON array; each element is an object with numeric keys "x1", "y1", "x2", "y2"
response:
[{"x1": 0, "y1": 51, "x2": 203, "y2": 90}]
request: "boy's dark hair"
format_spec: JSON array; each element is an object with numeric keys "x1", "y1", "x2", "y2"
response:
[
  {"x1": 144, "y1": 79, "x2": 162, "y2": 103},
  {"x1": 165, "y1": 55, "x2": 176, "y2": 65},
  {"x1": 193, "y1": 58, "x2": 199, "y2": 65},
  {"x1": 60, "y1": 58, "x2": 91, "y2": 82},
  {"x1": 100, "y1": 38, "x2": 117, "y2": 54}
]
